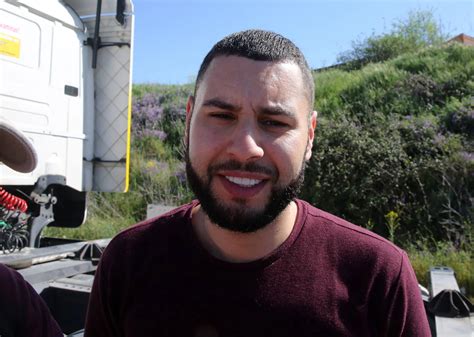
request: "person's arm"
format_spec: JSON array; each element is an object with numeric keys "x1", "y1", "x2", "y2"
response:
[
  {"x1": 0, "y1": 264, "x2": 63, "y2": 337},
  {"x1": 382, "y1": 252, "x2": 431, "y2": 337},
  {"x1": 83, "y1": 242, "x2": 124, "y2": 337}
]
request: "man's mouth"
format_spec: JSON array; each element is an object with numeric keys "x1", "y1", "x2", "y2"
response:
[
  {"x1": 225, "y1": 176, "x2": 262, "y2": 187},
  {"x1": 217, "y1": 173, "x2": 268, "y2": 199}
]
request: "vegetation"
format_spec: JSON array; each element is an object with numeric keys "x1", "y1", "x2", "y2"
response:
[
  {"x1": 305, "y1": 43, "x2": 473, "y2": 247},
  {"x1": 45, "y1": 12, "x2": 473, "y2": 299},
  {"x1": 337, "y1": 10, "x2": 448, "y2": 70}
]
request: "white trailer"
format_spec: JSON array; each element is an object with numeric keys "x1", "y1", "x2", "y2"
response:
[
  {"x1": 0, "y1": 0, "x2": 133, "y2": 245},
  {"x1": 0, "y1": 0, "x2": 134, "y2": 334}
]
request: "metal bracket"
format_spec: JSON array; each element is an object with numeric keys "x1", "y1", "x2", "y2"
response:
[
  {"x1": 428, "y1": 289, "x2": 473, "y2": 318},
  {"x1": 31, "y1": 175, "x2": 66, "y2": 196},
  {"x1": 28, "y1": 175, "x2": 66, "y2": 247},
  {"x1": 74, "y1": 242, "x2": 103, "y2": 265},
  {"x1": 29, "y1": 204, "x2": 54, "y2": 248}
]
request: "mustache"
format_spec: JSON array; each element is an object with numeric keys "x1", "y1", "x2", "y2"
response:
[{"x1": 208, "y1": 160, "x2": 276, "y2": 177}]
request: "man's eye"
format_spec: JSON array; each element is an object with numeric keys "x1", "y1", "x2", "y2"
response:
[
  {"x1": 210, "y1": 113, "x2": 234, "y2": 120},
  {"x1": 260, "y1": 119, "x2": 288, "y2": 128}
]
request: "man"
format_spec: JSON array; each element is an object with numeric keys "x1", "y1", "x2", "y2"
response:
[
  {"x1": 85, "y1": 30, "x2": 430, "y2": 336},
  {"x1": 0, "y1": 121, "x2": 63, "y2": 337}
]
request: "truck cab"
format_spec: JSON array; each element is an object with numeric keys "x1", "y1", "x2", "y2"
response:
[
  {"x1": 1, "y1": 0, "x2": 134, "y2": 246},
  {"x1": 0, "y1": 0, "x2": 134, "y2": 334}
]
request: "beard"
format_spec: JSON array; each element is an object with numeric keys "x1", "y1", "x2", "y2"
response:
[{"x1": 185, "y1": 151, "x2": 306, "y2": 233}]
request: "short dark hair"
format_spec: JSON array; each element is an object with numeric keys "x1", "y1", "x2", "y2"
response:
[{"x1": 194, "y1": 29, "x2": 315, "y2": 110}]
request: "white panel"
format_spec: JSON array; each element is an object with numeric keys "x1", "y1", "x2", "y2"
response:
[
  {"x1": 0, "y1": 1, "x2": 87, "y2": 192},
  {"x1": 64, "y1": 0, "x2": 133, "y2": 21},
  {"x1": 0, "y1": 9, "x2": 40, "y2": 68},
  {"x1": 50, "y1": 22, "x2": 80, "y2": 90},
  {"x1": 12, "y1": 0, "x2": 84, "y2": 29},
  {"x1": 93, "y1": 162, "x2": 126, "y2": 192},
  {"x1": 91, "y1": 12, "x2": 134, "y2": 192},
  {"x1": 0, "y1": 95, "x2": 49, "y2": 127},
  {"x1": 0, "y1": 0, "x2": 134, "y2": 193}
]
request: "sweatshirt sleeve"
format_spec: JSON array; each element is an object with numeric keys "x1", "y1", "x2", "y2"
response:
[
  {"x1": 0, "y1": 264, "x2": 63, "y2": 337},
  {"x1": 84, "y1": 238, "x2": 126, "y2": 337},
  {"x1": 382, "y1": 252, "x2": 431, "y2": 337}
]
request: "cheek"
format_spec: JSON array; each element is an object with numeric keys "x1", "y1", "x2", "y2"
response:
[
  {"x1": 188, "y1": 124, "x2": 220, "y2": 172},
  {"x1": 270, "y1": 133, "x2": 308, "y2": 177}
]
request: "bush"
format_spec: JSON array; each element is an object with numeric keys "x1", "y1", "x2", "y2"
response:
[
  {"x1": 302, "y1": 113, "x2": 472, "y2": 245},
  {"x1": 338, "y1": 10, "x2": 447, "y2": 70},
  {"x1": 303, "y1": 117, "x2": 409, "y2": 236}
]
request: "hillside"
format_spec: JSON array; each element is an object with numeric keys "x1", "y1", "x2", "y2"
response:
[{"x1": 305, "y1": 43, "x2": 473, "y2": 244}]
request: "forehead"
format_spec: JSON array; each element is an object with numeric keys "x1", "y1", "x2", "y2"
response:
[{"x1": 195, "y1": 56, "x2": 310, "y2": 111}]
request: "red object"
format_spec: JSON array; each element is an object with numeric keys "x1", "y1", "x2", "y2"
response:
[{"x1": 0, "y1": 187, "x2": 28, "y2": 213}]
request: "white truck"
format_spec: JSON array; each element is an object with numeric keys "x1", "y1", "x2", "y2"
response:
[{"x1": 0, "y1": 0, "x2": 134, "y2": 334}]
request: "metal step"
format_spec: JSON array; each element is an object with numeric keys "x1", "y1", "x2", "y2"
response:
[
  {"x1": 0, "y1": 238, "x2": 110, "y2": 269},
  {"x1": 429, "y1": 267, "x2": 473, "y2": 337}
]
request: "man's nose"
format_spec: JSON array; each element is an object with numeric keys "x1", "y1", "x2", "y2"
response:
[{"x1": 226, "y1": 124, "x2": 264, "y2": 162}]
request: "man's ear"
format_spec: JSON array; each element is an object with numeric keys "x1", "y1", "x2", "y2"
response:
[
  {"x1": 305, "y1": 110, "x2": 318, "y2": 161},
  {"x1": 185, "y1": 96, "x2": 194, "y2": 141}
]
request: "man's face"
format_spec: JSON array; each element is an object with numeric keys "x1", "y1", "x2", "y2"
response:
[{"x1": 186, "y1": 55, "x2": 316, "y2": 233}]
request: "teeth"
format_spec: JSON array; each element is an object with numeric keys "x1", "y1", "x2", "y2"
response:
[{"x1": 226, "y1": 176, "x2": 262, "y2": 187}]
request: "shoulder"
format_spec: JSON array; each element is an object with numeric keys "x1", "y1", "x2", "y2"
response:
[
  {"x1": 100, "y1": 202, "x2": 196, "y2": 264},
  {"x1": 0, "y1": 262, "x2": 18, "y2": 280},
  {"x1": 0, "y1": 263, "x2": 28, "y2": 296},
  {"x1": 0, "y1": 264, "x2": 63, "y2": 337},
  {"x1": 92, "y1": 202, "x2": 197, "y2": 299},
  {"x1": 296, "y1": 199, "x2": 405, "y2": 273},
  {"x1": 111, "y1": 202, "x2": 194, "y2": 244}
]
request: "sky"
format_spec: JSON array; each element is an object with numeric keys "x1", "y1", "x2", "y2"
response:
[{"x1": 131, "y1": 0, "x2": 474, "y2": 84}]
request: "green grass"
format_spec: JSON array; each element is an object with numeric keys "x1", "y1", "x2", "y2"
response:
[
  {"x1": 406, "y1": 242, "x2": 473, "y2": 302},
  {"x1": 43, "y1": 214, "x2": 134, "y2": 240},
  {"x1": 43, "y1": 192, "x2": 144, "y2": 240}
]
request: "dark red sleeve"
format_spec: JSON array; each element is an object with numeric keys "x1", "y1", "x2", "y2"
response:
[
  {"x1": 0, "y1": 264, "x2": 63, "y2": 337},
  {"x1": 382, "y1": 252, "x2": 431, "y2": 337},
  {"x1": 84, "y1": 238, "x2": 125, "y2": 337}
]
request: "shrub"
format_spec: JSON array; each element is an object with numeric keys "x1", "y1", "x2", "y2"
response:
[
  {"x1": 302, "y1": 116, "x2": 410, "y2": 236},
  {"x1": 338, "y1": 10, "x2": 446, "y2": 70},
  {"x1": 303, "y1": 114, "x2": 472, "y2": 244}
]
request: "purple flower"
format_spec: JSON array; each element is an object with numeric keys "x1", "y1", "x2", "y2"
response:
[
  {"x1": 131, "y1": 93, "x2": 168, "y2": 139},
  {"x1": 460, "y1": 151, "x2": 473, "y2": 162},
  {"x1": 140, "y1": 129, "x2": 167, "y2": 140}
]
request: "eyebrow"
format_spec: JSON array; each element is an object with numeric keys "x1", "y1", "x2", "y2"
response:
[
  {"x1": 202, "y1": 98, "x2": 295, "y2": 118},
  {"x1": 202, "y1": 98, "x2": 240, "y2": 112},
  {"x1": 259, "y1": 106, "x2": 295, "y2": 118}
]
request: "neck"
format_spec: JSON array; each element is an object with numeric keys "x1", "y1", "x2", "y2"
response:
[{"x1": 191, "y1": 201, "x2": 297, "y2": 263}]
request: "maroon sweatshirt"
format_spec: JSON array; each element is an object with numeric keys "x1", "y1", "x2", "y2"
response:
[
  {"x1": 0, "y1": 263, "x2": 63, "y2": 337},
  {"x1": 85, "y1": 199, "x2": 430, "y2": 337}
]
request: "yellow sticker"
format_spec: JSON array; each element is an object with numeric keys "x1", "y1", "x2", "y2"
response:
[{"x1": 0, "y1": 32, "x2": 20, "y2": 58}]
